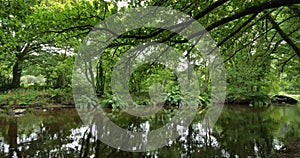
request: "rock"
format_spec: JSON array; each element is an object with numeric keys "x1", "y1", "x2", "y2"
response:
[
  {"x1": 227, "y1": 98, "x2": 252, "y2": 105},
  {"x1": 272, "y1": 95, "x2": 298, "y2": 105},
  {"x1": 7, "y1": 109, "x2": 26, "y2": 116}
]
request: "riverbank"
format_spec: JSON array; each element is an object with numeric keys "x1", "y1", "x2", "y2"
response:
[
  {"x1": 0, "y1": 89, "x2": 74, "y2": 115},
  {"x1": 1, "y1": 89, "x2": 299, "y2": 111},
  {"x1": 276, "y1": 138, "x2": 300, "y2": 158},
  {"x1": 0, "y1": 89, "x2": 74, "y2": 108}
]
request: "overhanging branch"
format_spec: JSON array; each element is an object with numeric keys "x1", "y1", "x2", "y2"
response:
[
  {"x1": 189, "y1": 0, "x2": 300, "y2": 39},
  {"x1": 267, "y1": 14, "x2": 300, "y2": 57}
]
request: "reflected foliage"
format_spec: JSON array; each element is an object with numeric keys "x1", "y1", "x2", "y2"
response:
[{"x1": 2, "y1": 106, "x2": 297, "y2": 157}]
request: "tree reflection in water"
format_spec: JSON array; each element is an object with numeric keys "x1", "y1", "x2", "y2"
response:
[{"x1": 0, "y1": 105, "x2": 299, "y2": 157}]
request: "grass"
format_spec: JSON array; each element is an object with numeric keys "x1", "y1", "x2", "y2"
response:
[{"x1": 0, "y1": 88, "x2": 74, "y2": 108}]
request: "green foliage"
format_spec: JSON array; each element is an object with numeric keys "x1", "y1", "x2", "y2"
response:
[
  {"x1": 44, "y1": 57, "x2": 74, "y2": 89},
  {"x1": 0, "y1": 0, "x2": 299, "y2": 108},
  {"x1": 0, "y1": 72, "x2": 11, "y2": 88},
  {"x1": 164, "y1": 85, "x2": 182, "y2": 106},
  {"x1": 197, "y1": 94, "x2": 210, "y2": 107},
  {"x1": 0, "y1": 88, "x2": 73, "y2": 107},
  {"x1": 100, "y1": 93, "x2": 127, "y2": 109},
  {"x1": 48, "y1": 88, "x2": 73, "y2": 105},
  {"x1": 164, "y1": 84, "x2": 210, "y2": 107},
  {"x1": 0, "y1": 89, "x2": 48, "y2": 106},
  {"x1": 20, "y1": 75, "x2": 45, "y2": 88}
]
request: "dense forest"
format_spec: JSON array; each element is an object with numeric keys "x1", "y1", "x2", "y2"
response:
[
  {"x1": 0, "y1": 0, "x2": 300, "y2": 157},
  {"x1": 1, "y1": 0, "x2": 299, "y2": 108},
  {"x1": 0, "y1": 0, "x2": 299, "y2": 106}
]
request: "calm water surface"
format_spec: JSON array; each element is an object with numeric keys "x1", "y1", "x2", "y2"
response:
[{"x1": 0, "y1": 105, "x2": 299, "y2": 158}]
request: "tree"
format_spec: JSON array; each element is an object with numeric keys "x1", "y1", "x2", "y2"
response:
[
  {"x1": 0, "y1": 0, "x2": 105, "y2": 90},
  {"x1": 1, "y1": 0, "x2": 299, "y2": 103},
  {"x1": 0, "y1": 0, "x2": 40, "y2": 89}
]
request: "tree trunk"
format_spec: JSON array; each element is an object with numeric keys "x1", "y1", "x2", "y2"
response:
[
  {"x1": 96, "y1": 58, "x2": 105, "y2": 97},
  {"x1": 0, "y1": 58, "x2": 23, "y2": 91},
  {"x1": 11, "y1": 59, "x2": 23, "y2": 89}
]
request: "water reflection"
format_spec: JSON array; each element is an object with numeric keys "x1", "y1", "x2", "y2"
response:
[
  {"x1": 0, "y1": 109, "x2": 83, "y2": 157},
  {"x1": 0, "y1": 105, "x2": 299, "y2": 157}
]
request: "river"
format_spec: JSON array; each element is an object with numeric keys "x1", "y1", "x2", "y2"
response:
[{"x1": 0, "y1": 105, "x2": 299, "y2": 157}]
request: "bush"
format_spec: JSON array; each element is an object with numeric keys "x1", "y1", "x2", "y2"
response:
[{"x1": 100, "y1": 93, "x2": 127, "y2": 109}]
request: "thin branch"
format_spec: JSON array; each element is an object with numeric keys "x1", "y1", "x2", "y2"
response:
[
  {"x1": 115, "y1": 0, "x2": 229, "y2": 40},
  {"x1": 194, "y1": 0, "x2": 229, "y2": 20},
  {"x1": 279, "y1": 54, "x2": 297, "y2": 73},
  {"x1": 288, "y1": 5, "x2": 300, "y2": 17},
  {"x1": 224, "y1": 16, "x2": 300, "y2": 62},
  {"x1": 217, "y1": 13, "x2": 258, "y2": 47},
  {"x1": 189, "y1": 0, "x2": 300, "y2": 39},
  {"x1": 44, "y1": 25, "x2": 93, "y2": 34}
]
